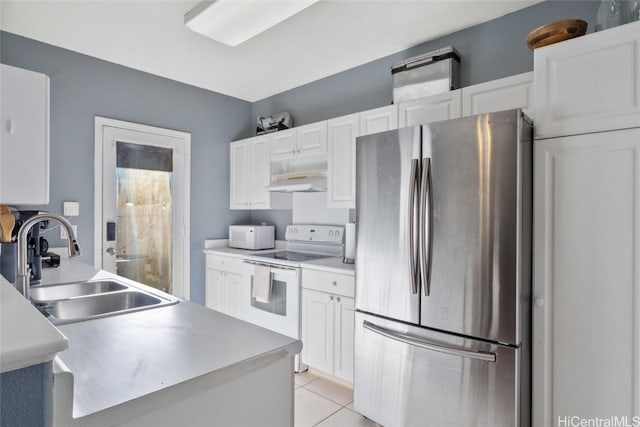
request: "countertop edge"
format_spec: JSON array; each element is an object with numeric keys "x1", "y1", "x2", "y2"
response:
[{"x1": 0, "y1": 278, "x2": 69, "y2": 373}]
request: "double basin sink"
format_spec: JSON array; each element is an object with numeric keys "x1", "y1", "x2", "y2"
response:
[{"x1": 31, "y1": 279, "x2": 179, "y2": 325}]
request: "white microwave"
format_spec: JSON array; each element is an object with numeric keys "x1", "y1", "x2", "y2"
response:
[{"x1": 229, "y1": 225, "x2": 275, "y2": 250}]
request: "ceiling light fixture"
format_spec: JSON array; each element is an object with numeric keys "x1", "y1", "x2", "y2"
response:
[{"x1": 185, "y1": 0, "x2": 320, "y2": 47}]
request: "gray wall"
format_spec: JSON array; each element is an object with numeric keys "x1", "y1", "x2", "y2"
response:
[
  {"x1": 252, "y1": 0, "x2": 599, "y2": 126},
  {"x1": 0, "y1": 362, "x2": 53, "y2": 427},
  {"x1": 0, "y1": 31, "x2": 253, "y2": 304}
]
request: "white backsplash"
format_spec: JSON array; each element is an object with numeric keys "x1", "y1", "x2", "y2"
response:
[{"x1": 292, "y1": 193, "x2": 349, "y2": 225}]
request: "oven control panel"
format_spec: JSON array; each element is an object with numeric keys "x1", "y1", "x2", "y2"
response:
[{"x1": 285, "y1": 225, "x2": 344, "y2": 244}]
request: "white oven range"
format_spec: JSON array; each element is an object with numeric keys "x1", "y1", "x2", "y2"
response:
[{"x1": 241, "y1": 225, "x2": 344, "y2": 372}]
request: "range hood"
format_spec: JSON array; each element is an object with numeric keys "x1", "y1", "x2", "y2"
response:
[{"x1": 265, "y1": 176, "x2": 327, "y2": 193}]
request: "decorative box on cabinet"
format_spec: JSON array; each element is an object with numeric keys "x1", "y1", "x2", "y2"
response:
[
  {"x1": 230, "y1": 136, "x2": 290, "y2": 210},
  {"x1": 301, "y1": 268, "x2": 355, "y2": 383},
  {"x1": 270, "y1": 122, "x2": 327, "y2": 161},
  {"x1": 534, "y1": 21, "x2": 640, "y2": 139},
  {"x1": 398, "y1": 89, "x2": 462, "y2": 127},
  {"x1": 327, "y1": 113, "x2": 359, "y2": 209},
  {"x1": 0, "y1": 64, "x2": 50, "y2": 205},
  {"x1": 462, "y1": 72, "x2": 533, "y2": 118},
  {"x1": 533, "y1": 128, "x2": 640, "y2": 426}
]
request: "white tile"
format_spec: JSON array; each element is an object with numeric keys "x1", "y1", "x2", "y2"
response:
[
  {"x1": 295, "y1": 388, "x2": 341, "y2": 427},
  {"x1": 304, "y1": 377, "x2": 353, "y2": 406},
  {"x1": 345, "y1": 401, "x2": 354, "y2": 410},
  {"x1": 295, "y1": 371, "x2": 319, "y2": 387},
  {"x1": 315, "y1": 408, "x2": 380, "y2": 427}
]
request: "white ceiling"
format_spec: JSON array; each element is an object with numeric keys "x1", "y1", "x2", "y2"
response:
[{"x1": 0, "y1": 0, "x2": 541, "y2": 102}]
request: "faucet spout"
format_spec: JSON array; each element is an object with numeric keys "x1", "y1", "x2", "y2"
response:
[{"x1": 16, "y1": 213, "x2": 81, "y2": 299}]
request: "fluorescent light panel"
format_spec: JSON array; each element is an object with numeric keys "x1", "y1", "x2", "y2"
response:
[{"x1": 185, "y1": 0, "x2": 319, "y2": 47}]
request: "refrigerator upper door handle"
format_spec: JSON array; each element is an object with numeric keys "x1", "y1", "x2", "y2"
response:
[
  {"x1": 419, "y1": 157, "x2": 434, "y2": 296},
  {"x1": 408, "y1": 158, "x2": 419, "y2": 295},
  {"x1": 362, "y1": 321, "x2": 497, "y2": 362}
]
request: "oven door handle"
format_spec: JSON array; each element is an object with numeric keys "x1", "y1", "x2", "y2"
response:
[{"x1": 242, "y1": 260, "x2": 299, "y2": 272}]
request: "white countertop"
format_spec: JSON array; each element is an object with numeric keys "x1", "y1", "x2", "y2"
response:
[
  {"x1": 38, "y1": 260, "x2": 302, "y2": 419},
  {"x1": 203, "y1": 239, "x2": 355, "y2": 275},
  {"x1": 0, "y1": 275, "x2": 68, "y2": 373}
]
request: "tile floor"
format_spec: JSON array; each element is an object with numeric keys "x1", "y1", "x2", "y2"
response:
[{"x1": 294, "y1": 371, "x2": 380, "y2": 427}]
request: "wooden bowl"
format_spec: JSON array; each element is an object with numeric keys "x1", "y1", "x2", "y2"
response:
[{"x1": 526, "y1": 19, "x2": 588, "y2": 50}]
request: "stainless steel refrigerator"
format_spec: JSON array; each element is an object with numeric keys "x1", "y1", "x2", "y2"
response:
[{"x1": 354, "y1": 109, "x2": 532, "y2": 427}]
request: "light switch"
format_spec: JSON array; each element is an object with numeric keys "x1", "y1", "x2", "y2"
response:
[
  {"x1": 63, "y1": 201, "x2": 80, "y2": 217},
  {"x1": 60, "y1": 225, "x2": 78, "y2": 240}
]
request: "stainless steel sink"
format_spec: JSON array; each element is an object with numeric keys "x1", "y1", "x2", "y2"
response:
[
  {"x1": 32, "y1": 279, "x2": 179, "y2": 325},
  {"x1": 31, "y1": 280, "x2": 127, "y2": 302}
]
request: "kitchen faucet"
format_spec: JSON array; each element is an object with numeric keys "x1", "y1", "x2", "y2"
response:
[{"x1": 16, "y1": 213, "x2": 81, "y2": 299}]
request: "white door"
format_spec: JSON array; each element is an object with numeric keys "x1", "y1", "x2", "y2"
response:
[
  {"x1": 327, "y1": 113, "x2": 359, "y2": 209},
  {"x1": 398, "y1": 89, "x2": 462, "y2": 127},
  {"x1": 334, "y1": 295, "x2": 355, "y2": 383},
  {"x1": 296, "y1": 122, "x2": 327, "y2": 157},
  {"x1": 360, "y1": 104, "x2": 398, "y2": 135},
  {"x1": 229, "y1": 140, "x2": 249, "y2": 209},
  {"x1": 95, "y1": 118, "x2": 190, "y2": 299}
]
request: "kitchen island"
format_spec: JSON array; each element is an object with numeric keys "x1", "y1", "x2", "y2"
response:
[{"x1": 38, "y1": 259, "x2": 301, "y2": 427}]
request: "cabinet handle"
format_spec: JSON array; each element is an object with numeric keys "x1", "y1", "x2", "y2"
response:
[
  {"x1": 336, "y1": 297, "x2": 341, "y2": 302},
  {"x1": 6, "y1": 119, "x2": 14, "y2": 134},
  {"x1": 332, "y1": 280, "x2": 337, "y2": 286},
  {"x1": 330, "y1": 295, "x2": 334, "y2": 301}
]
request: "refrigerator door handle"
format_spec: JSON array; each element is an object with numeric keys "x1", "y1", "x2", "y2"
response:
[
  {"x1": 408, "y1": 158, "x2": 419, "y2": 295},
  {"x1": 419, "y1": 157, "x2": 434, "y2": 296},
  {"x1": 362, "y1": 321, "x2": 497, "y2": 362}
]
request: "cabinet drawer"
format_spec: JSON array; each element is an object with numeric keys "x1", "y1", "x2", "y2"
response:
[
  {"x1": 302, "y1": 269, "x2": 354, "y2": 298},
  {"x1": 205, "y1": 254, "x2": 245, "y2": 274}
]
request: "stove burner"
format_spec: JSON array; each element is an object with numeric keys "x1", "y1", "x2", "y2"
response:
[{"x1": 252, "y1": 251, "x2": 331, "y2": 262}]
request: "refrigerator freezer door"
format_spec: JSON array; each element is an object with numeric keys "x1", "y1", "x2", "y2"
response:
[
  {"x1": 420, "y1": 110, "x2": 531, "y2": 345},
  {"x1": 354, "y1": 311, "x2": 523, "y2": 427},
  {"x1": 355, "y1": 126, "x2": 421, "y2": 324}
]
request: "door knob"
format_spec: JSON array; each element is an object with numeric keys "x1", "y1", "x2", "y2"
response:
[
  {"x1": 534, "y1": 298, "x2": 544, "y2": 307},
  {"x1": 106, "y1": 247, "x2": 116, "y2": 256}
]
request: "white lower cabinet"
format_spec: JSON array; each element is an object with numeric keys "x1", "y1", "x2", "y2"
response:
[
  {"x1": 205, "y1": 255, "x2": 246, "y2": 319},
  {"x1": 301, "y1": 269, "x2": 355, "y2": 383},
  {"x1": 533, "y1": 127, "x2": 640, "y2": 425}
]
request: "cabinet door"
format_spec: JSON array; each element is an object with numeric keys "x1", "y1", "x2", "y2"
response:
[
  {"x1": 229, "y1": 141, "x2": 249, "y2": 209},
  {"x1": 302, "y1": 289, "x2": 334, "y2": 374},
  {"x1": 327, "y1": 113, "x2": 359, "y2": 209},
  {"x1": 205, "y1": 269, "x2": 224, "y2": 312},
  {"x1": 360, "y1": 104, "x2": 398, "y2": 136},
  {"x1": 270, "y1": 129, "x2": 296, "y2": 161},
  {"x1": 533, "y1": 128, "x2": 640, "y2": 426},
  {"x1": 0, "y1": 64, "x2": 49, "y2": 205},
  {"x1": 534, "y1": 21, "x2": 640, "y2": 139},
  {"x1": 247, "y1": 135, "x2": 271, "y2": 209},
  {"x1": 462, "y1": 72, "x2": 533, "y2": 118},
  {"x1": 224, "y1": 271, "x2": 244, "y2": 319},
  {"x1": 398, "y1": 90, "x2": 462, "y2": 127},
  {"x1": 296, "y1": 122, "x2": 327, "y2": 158},
  {"x1": 334, "y1": 296, "x2": 355, "y2": 384}
]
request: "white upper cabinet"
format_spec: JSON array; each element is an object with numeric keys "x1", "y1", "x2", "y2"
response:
[
  {"x1": 398, "y1": 89, "x2": 462, "y2": 127},
  {"x1": 229, "y1": 140, "x2": 250, "y2": 208},
  {"x1": 360, "y1": 104, "x2": 398, "y2": 135},
  {"x1": 269, "y1": 129, "x2": 297, "y2": 161},
  {"x1": 534, "y1": 21, "x2": 640, "y2": 139},
  {"x1": 230, "y1": 135, "x2": 290, "y2": 210},
  {"x1": 462, "y1": 72, "x2": 533, "y2": 118},
  {"x1": 0, "y1": 64, "x2": 50, "y2": 205},
  {"x1": 327, "y1": 113, "x2": 359, "y2": 209},
  {"x1": 270, "y1": 122, "x2": 327, "y2": 161},
  {"x1": 533, "y1": 128, "x2": 640, "y2": 426}
]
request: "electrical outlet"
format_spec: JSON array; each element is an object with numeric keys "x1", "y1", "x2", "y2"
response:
[
  {"x1": 60, "y1": 225, "x2": 78, "y2": 240},
  {"x1": 63, "y1": 201, "x2": 80, "y2": 217}
]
